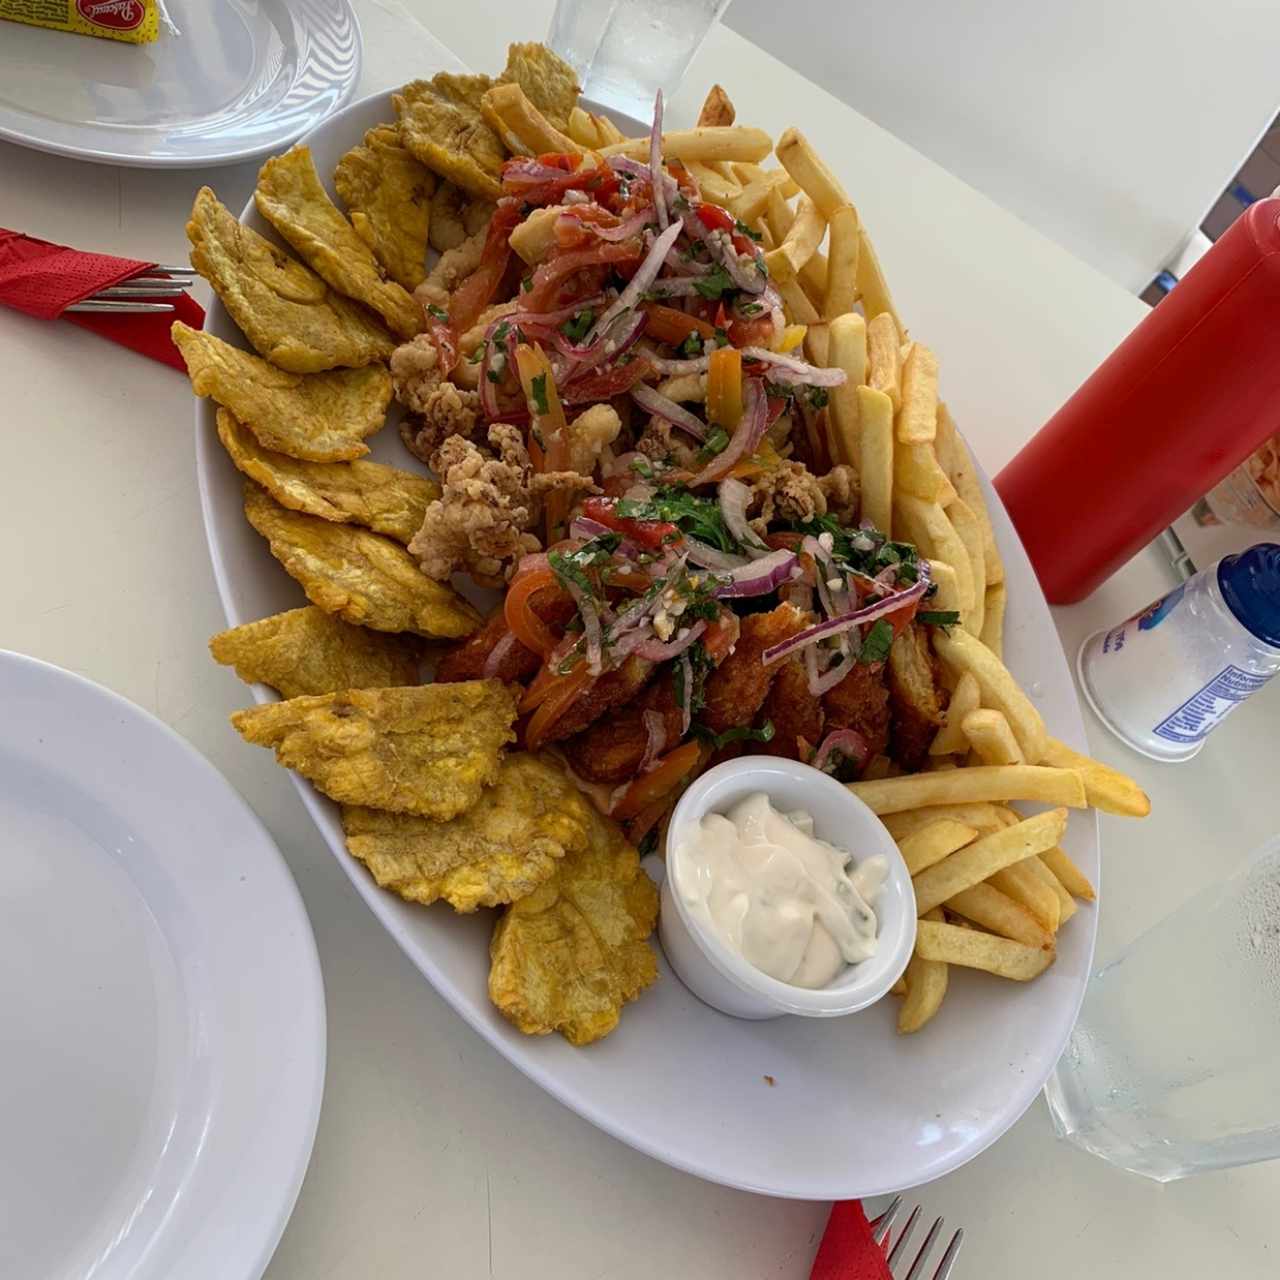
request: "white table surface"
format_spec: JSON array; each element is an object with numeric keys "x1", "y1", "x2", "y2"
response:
[{"x1": 2, "y1": 3, "x2": 1278, "y2": 1276}]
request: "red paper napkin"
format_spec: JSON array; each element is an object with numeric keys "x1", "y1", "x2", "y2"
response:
[
  {"x1": 810, "y1": 1201, "x2": 892, "y2": 1280},
  {"x1": 0, "y1": 228, "x2": 202, "y2": 371}
]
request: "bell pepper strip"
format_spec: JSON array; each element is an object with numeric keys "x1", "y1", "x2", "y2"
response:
[
  {"x1": 524, "y1": 663, "x2": 594, "y2": 749},
  {"x1": 727, "y1": 437, "x2": 782, "y2": 480},
  {"x1": 503, "y1": 567, "x2": 561, "y2": 659},
  {"x1": 639, "y1": 302, "x2": 717, "y2": 346},
  {"x1": 706, "y1": 345, "x2": 743, "y2": 430},
  {"x1": 611, "y1": 741, "x2": 702, "y2": 820},
  {"x1": 581, "y1": 496, "x2": 679, "y2": 550}
]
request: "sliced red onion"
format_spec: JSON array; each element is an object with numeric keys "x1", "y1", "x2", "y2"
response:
[
  {"x1": 636, "y1": 342, "x2": 712, "y2": 376},
  {"x1": 713, "y1": 547, "x2": 800, "y2": 598},
  {"x1": 812, "y1": 728, "x2": 870, "y2": 774},
  {"x1": 631, "y1": 383, "x2": 708, "y2": 440},
  {"x1": 718, "y1": 477, "x2": 769, "y2": 554},
  {"x1": 503, "y1": 157, "x2": 580, "y2": 184},
  {"x1": 564, "y1": 578, "x2": 605, "y2": 674},
  {"x1": 508, "y1": 293, "x2": 607, "y2": 328},
  {"x1": 689, "y1": 379, "x2": 769, "y2": 486},
  {"x1": 645, "y1": 277, "x2": 704, "y2": 298},
  {"x1": 740, "y1": 346, "x2": 848, "y2": 387},
  {"x1": 636, "y1": 619, "x2": 706, "y2": 662},
  {"x1": 684, "y1": 539, "x2": 748, "y2": 571},
  {"x1": 650, "y1": 90, "x2": 668, "y2": 232},
  {"x1": 585, "y1": 221, "x2": 683, "y2": 346},
  {"x1": 681, "y1": 212, "x2": 767, "y2": 295},
  {"x1": 804, "y1": 643, "x2": 853, "y2": 697},
  {"x1": 665, "y1": 240, "x2": 714, "y2": 276},
  {"x1": 569, "y1": 516, "x2": 615, "y2": 541},
  {"x1": 607, "y1": 155, "x2": 651, "y2": 180},
  {"x1": 873, "y1": 563, "x2": 900, "y2": 591},
  {"x1": 763, "y1": 578, "x2": 930, "y2": 664},
  {"x1": 557, "y1": 310, "x2": 649, "y2": 393},
  {"x1": 676, "y1": 652, "x2": 694, "y2": 735},
  {"x1": 639, "y1": 708, "x2": 668, "y2": 772},
  {"x1": 513, "y1": 550, "x2": 551, "y2": 578},
  {"x1": 561, "y1": 208, "x2": 651, "y2": 243},
  {"x1": 781, "y1": 580, "x2": 814, "y2": 613},
  {"x1": 482, "y1": 630, "x2": 520, "y2": 679}
]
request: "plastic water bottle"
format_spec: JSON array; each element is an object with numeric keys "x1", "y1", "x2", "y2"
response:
[
  {"x1": 1045, "y1": 836, "x2": 1280, "y2": 1181},
  {"x1": 1077, "y1": 543, "x2": 1280, "y2": 761}
]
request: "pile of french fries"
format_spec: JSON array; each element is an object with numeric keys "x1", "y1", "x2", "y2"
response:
[{"x1": 537, "y1": 84, "x2": 1153, "y2": 1034}]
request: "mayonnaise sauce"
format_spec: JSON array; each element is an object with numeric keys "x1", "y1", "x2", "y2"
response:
[{"x1": 673, "y1": 792, "x2": 887, "y2": 989}]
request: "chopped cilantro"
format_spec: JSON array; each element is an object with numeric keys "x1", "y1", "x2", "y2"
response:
[
  {"x1": 734, "y1": 219, "x2": 763, "y2": 243},
  {"x1": 521, "y1": 275, "x2": 534, "y2": 293},
  {"x1": 764, "y1": 380, "x2": 795, "y2": 400},
  {"x1": 426, "y1": 303, "x2": 448, "y2": 322},
  {"x1": 694, "y1": 426, "x2": 730, "y2": 464},
  {"x1": 807, "y1": 386, "x2": 830, "y2": 410},
  {"x1": 672, "y1": 192, "x2": 691, "y2": 214},
  {"x1": 529, "y1": 372, "x2": 549, "y2": 416},
  {"x1": 561, "y1": 309, "x2": 594, "y2": 343},
  {"x1": 713, "y1": 325, "x2": 731, "y2": 347},
  {"x1": 677, "y1": 331, "x2": 704, "y2": 358},
  {"x1": 859, "y1": 618, "x2": 894, "y2": 664},
  {"x1": 693, "y1": 719, "x2": 776, "y2": 750},
  {"x1": 468, "y1": 346, "x2": 485, "y2": 364},
  {"x1": 917, "y1": 609, "x2": 961, "y2": 627},
  {"x1": 486, "y1": 368, "x2": 502, "y2": 384},
  {"x1": 493, "y1": 320, "x2": 511, "y2": 344},
  {"x1": 630, "y1": 455, "x2": 654, "y2": 479},
  {"x1": 547, "y1": 535, "x2": 621, "y2": 596},
  {"x1": 618, "y1": 485, "x2": 737, "y2": 552},
  {"x1": 693, "y1": 265, "x2": 734, "y2": 300},
  {"x1": 675, "y1": 642, "x2": 716, "y2": 715},
  {"x1": 739, "y1": 301, "x2": 764, "y2": 317}
]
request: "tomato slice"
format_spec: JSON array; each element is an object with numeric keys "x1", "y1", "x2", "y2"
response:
[
  {"x1": 639, "y1": 302, "x2": 717, "y2": 346},
  {"x1": 560, "y1": 356, "x2": 652, "y2": 404},
  {"x1": 524, "y1": 663, "x2": 594, "y2": 750},
  {"x1": 448, "y1": 199, "x2": 523, "y2": 335},
  {"x1": 701, "y1": 609, "x2": 740, "y2": 663},
  {"x1": 707, "y1": 346, "x2": 744, "y2": 429},
  {"x1": 612, "y1": 741, "x2": 702, "y2": 820},
  {"x1": 503, "y1": 568, "x2": 561, "y2": 658},
  {"x1": 524, "y1": 239, "x2": 642, "y2": 313},
  {"x1": 581, "y1": 496, "x2": 679, "y2": 550}
]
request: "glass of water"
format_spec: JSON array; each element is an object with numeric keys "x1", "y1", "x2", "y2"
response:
[
  {"x1": 1044, "y1": 835, "x2": 1280, "y2": 1181},
  {"x1": 549, "y1": 0, "x2": 734, "y2": 123}
]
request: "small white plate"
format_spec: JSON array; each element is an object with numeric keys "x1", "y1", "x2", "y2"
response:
[
  {"x1": 0, "y1": 651, "x2": 325, "y2": 1279},
  {"x1": 195, "y1": 87, "x2": 1100, "y2": 1199},
  {"x1": 0, "y1": 0, "x2": 361, "y2": 168}
]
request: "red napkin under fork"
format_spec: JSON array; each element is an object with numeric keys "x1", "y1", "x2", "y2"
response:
[
  {"x1": 809, "y1": 1201, "x2": 892, "y2": 1280},
  {"x1": 0, "y1": 228, "x2": 202, "y2": 372}
]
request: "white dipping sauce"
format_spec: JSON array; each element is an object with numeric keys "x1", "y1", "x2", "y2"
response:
[{"x1": 674, "y1": 792, "x2": 887, "y2": 989}]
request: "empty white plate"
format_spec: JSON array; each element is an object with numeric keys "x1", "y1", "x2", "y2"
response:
[
  {"x1": 0, "y1": 0, "x2": 361, "y2": 167},
  {"x1": 0, "y1": 651, "x2": 325, "y2": 1279}
]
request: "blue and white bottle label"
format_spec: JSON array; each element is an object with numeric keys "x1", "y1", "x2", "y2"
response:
[{"x1": 1153, "y1": 664, "x2": 1271, "y2": 744}]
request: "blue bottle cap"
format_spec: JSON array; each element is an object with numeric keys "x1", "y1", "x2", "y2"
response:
[{"x1": 1217, "y1": 543, "x2": 1280, "y2": 649}]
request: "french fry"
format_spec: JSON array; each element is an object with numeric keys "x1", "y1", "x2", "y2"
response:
[
  {"x1": 850, "y1": 766, "x2": 1086, "y2": 814},
  {"x1": 932, "y1": 396, "x2": 957, "y2": 478},
  {"x1": 727, "y1": 170, "x2": 794, "y2": 224},
  {"x1": 898, "y1": 908, "x2": 948, "y2": 1034},
  {"x1": 915, "y1": 919, "x2": 1054, "y2": 980},
  {"x1": 857, "y1": 386, "x2": 893, "y2": 535},
  {"x1": 601, "y1": 126, "x2": 773, "y2": 163},
  {"x1": 697, "y1": 84, "x2": 735, "y2": 127},
  {"x1": 823, "y1": 204, "x2": 860, "y2": 319},
  {"x1": 946, "y1": 497, "x2": 986, "y2": 634},
  {"x1": 927, "y1": 559, "x2": 963, "y2": 621},
  {"x1": 988, "y1": 862, "x2": 1061, "y2": 932},
  {"x1": 775, "y1": 126, "x2": 849, "y2": 217},
  {"x1": 881, "y1": 802, "x2": 1007, "y2": 840},
  {"x1": 798, "y1": 248, "x2": 829, "y2": 309},
  {"x1": 911, "y1": 808, "x2": 1068, "y2": 914},
  {"x1": 894, "y1": 496, "x2": 973, "y2": 607},
  {"x1": 897, "y1": 344, "x2": 938, "y2": 444},
  {"x1": 1041, "y1": 737, "x2": 1151, "y2": 817},
  {"x1": 781, "y1": 278, "x2": 821, "y2": 327},
  {"x1": 827, "y1": 313, "x2": 867, "y2": 465},
  {"x1": 567, "y1": 106, "x2": 601, "y2": 148},
  {"x1": 764, "y1": 184, "x2": 795, "y2": 244},
  {"x1": 686, "y1": 162, "x2": 741, "y2": 208},
  {"x1": 1024, "y1": 854, "x2": 1077, "y2": 924},
  {"x1": 856, "y1": 226, "x2": 902, "y2": 337},
  {"x1": 867, "y1": 312, "x2": 902, "y2": 411},
  {"x1": 962, "y1": 708, "x2": 1025, "y2": 766},
  {"x1": 764, "y1": 195, "x2": 825, "y2": 283},
  {"x1": 892, "y1": 442, "x2": 956, "y2": 504},
  {"x1": 945, "y1": 882, "x2": 1053, "y2": 950},
  {"x1": 890, "y1": 975, "x2": 908, "y2": 997},
  {"x1": 932, "y1": 628, "x2": 1048, "y2": 763},
  {"x1": 930, "y1": 670, "x2": 980, "y2": 755},
  {"x1": 897, "y1": 819, "x2": 979, "y2": 875},
  {"x1": 981, "y1": 582, "x2": 1006, "y2": 658},
  {"x1": 941, "y1": 405, "x2": 1004, "y2": 586},
  {"x1": 1040, "y1": 845, "x2": 1097, "y2": 901},
  {"x1": 481, "y1": 84, "x2": 582, "y2": 157}
]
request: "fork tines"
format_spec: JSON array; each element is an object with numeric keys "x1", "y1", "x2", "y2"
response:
[{"x1": 869, "y1": 1197, "x2": 964, "y2": 1279}]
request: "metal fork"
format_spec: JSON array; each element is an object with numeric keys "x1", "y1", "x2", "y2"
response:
[
  {"x1": 66, "y1": 264, "x2": 195, "y2": 314},
  {"x1": 869, "y1": 1196, "x2": 964, "y2": 1279}
]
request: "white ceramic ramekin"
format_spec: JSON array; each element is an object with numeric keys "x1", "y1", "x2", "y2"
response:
[{"x1": 659, "y1": 757, "x2": 916, "y2": 1020}]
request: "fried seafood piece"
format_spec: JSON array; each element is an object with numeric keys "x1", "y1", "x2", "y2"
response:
[
  {"x1": 822, "y1": 660, "x2": 891, "y2": 764},
  {"x1": 433, "y1": 594, "x2": 576, "y2": 685},
  {"x1": 243, "y1": 482, "x2": 480, "y2": 639},
  {"x1": 542, "y1": 654, "x2": 655, "y2": 744},
  {"x1": 818, "y1": 465, "x2": 860, "y2": 525},
  {"x1": 231, "y1": 679, "x2": 515, "y2": 820},
  {"x1": 209, "y1": 605, "x2": 422, "y2": 698},
  {"x1": 334, "y1": 125, "x2": 435, "y2": 291},
  {"x1": 498, "y1": 42, "x2": 580, "y2": 131},
  {"x1": 887, "y1": 623, "x2": 948, "y2": 770},
  {"x1": 395, "y1": 73, "x2": 506, "y2": 200},
  {"x1": 488, "y1": 801, "x2": 659, "y2": 1046},
  {"x1": 560, "y1": 671, "x2": 684, "y2": 784},
  {"x1": 409, "y1": 425, "x2": 593, "y2": 588},
  {"x1": 414, "y1": 222, "x2": 489, "y2": 310},
  {"x1": 758, "y1": 659, "x2": 823, "y2": 762},
  {"x1": 255, "y1": 145, "x2": 423, "y2": 339},
  {"x1": 747, "y1": 461, "x2": 860, "y2": 532},
  {"x1": 390, "y1": 334, "x2": 484, "y2": 462},
  {"x1": 342, "y1": 752, "x2": 593, "y2": 912},
  {"x1": 174, "y1": 323, "x2": 390, "y2": 462},
  {"x1": 185, "y1": 187, "x2": 393, "y2": 373},
  {"x1": 428, "y1": 180, "x2": 493, "y2": 253},
  {"x1": 217, "y1": 409, "x2": 436, "y2": 544},
  {"x1": 700, "y1": 603, "x2": 809, "y2": 735}
]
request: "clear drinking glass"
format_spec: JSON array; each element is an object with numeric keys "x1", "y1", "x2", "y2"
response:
[
  {"x1": 576, "y1": 0, "x2": 734, "y2": 122},
  {"x1": 1044, "y1": 836, "x2": 1280, "y2": 1181},
  {"x1": 547, "y1": 0, "x2": 621, "y2": 81}
]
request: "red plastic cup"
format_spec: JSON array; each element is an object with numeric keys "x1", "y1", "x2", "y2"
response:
[{"x1": 995, "y1": 198, "x2": 1280, "y2": 603}]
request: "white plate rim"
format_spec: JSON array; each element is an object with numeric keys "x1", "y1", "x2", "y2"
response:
[
  {"x1": 0, "y1": 0, "x2": 363, "y2": 169},
  {"x1": 0, "y1": 648, "x2": 327, "y2": 1276},
  {"x1": 193, "y1": 86, "x2": 1100, "y2": 1200}
]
